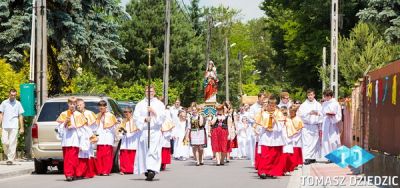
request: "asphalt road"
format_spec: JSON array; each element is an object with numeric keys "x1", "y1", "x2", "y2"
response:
[{"x1": 0, "y1": 159, "x2": 291, "y2": 188}]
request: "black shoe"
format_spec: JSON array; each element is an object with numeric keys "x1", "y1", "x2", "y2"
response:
[
  {"x1": 196, "y1": 163, "x2": 200, "y2": 166},
  {"x1": 220, "y1": 163, "x2": 224, "y2": 166},
  {"x1": 216, "y1": 164, "x2": 220, "y2": 166},
  {"x1": 145, "y1": 171, "x2": 155, "y2": 181},
  {"x1": 66, "y1": 177, "x2": 73, "y2": 182},
  {"x1": 311, "y1": 159, "x2": 317, "y2": 163},
  {"x1": 226, "y1": 160, "x2": 230, "y2": 163},
  {"x1": 200, "y1": 162, "x2": 204, "y2": 166},
  {"x1": 144, "y1": 172, "x2": 148, "y2": 177},
  {"x1": 304, "y1": 159, "x2": 312, "y2": 165},
  {"x1": 260, "y1": 174, "x2": 267, "y2": 179}
]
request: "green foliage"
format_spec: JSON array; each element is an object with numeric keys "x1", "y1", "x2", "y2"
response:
[
  {"x1": 0, "y1": 0, "x2": 127, "y2": 95},
  {"x1": 69, "y1": 71, "x2": 180, "y2": 103},
  {"x1": 0, "y1": 58, "x2": 28, "y2": 102},
  {"x1": 338, "y1": 22, "x2": 400, "y2": 96},
  {"x1": 357, "y1": 0, "x2": 400, "y2": 42},
  {"x1": 119, "y1": 0, "x2": 204, "y2": 106},
  {"x1": 260, "y1": 0, "x2": 364, "y2": 94}
]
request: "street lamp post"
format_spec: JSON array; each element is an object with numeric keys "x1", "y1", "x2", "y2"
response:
[{"x1": 225, "y1": 40, "x2": 236, "y2": 102}]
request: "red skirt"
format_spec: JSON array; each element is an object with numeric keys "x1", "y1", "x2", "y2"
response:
[
  {"x1": 211, "y1": 126, "x2": 228, "y2": 153},
  {"x1": 258, "y1": 146, "x2": 285, "y2": 177},
  {"x1": 120, "y1": 149, "x2": 136, "y2": 174},
  {"x1": 293, "y1": 147, "x2": 303, "y2": 166},
  {"x1": 62, "y1": 147, "x2": 79, "y2": 178},
  {"x1": 161, "y1": 147, "x2": 171, "y2": 165}
]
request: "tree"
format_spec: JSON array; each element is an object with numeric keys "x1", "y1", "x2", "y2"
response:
[
  {"x1": 0, "y1": 0, "x2": 127, "y2": 95},
  {"x1": 260, "y1": 0, "x2": 364, "y2": 94},
  {"x1": 119, "y1": 0, "x2": 204, "y2": 106},
  {"x1": 337, "y1": 22, "x2": 400, "y2": 96},
  {"x1": 0, "y1": 58, "x2": 28, "y2": 101},
  {"x1": 357, "y1": 1, "x2": 400, "y2": 43}
]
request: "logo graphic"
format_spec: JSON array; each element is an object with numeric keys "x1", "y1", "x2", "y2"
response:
[{"x1": 325, "y1": 145, "x2": 374, "y2": 168}]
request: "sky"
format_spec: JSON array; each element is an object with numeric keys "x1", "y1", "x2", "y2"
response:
[{"x1": 120, "y1": 0, "x2": 265, "y2": 21}]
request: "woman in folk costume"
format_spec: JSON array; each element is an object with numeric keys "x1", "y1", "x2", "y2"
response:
[
  {"x1": 118, "y1": 107, "x2": 139, "y2": 175},
  {"x1": 75, "y1": 98, "x2": 98, "y2": 179},
  {"x1": 56, "y1": 97, "x2": 87, "y2": 181},
  {"x1": 210, "y1": 104, "x2": 232, "y2": 166},
  {"x1": 204, "y1": 60, "x2": 218, "y2": 102},
  {"x1": 185, "y1": 105, "x2": 207, "y2": 166},
  {"x1": 255, "y1": 96, "x2": 286, "y2": 179},
  {"x1": 161, "y1": 106, "x2": 174, "y2": 171},
  {"x1": 172, "y1": 110, "x2": 190, "y2": 160},
  {"x1": 95, "y1": 100, "x2": 118, "y2": 176}
]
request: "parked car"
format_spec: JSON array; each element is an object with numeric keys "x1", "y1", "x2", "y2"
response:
[
  {"x1": 31, "y1": 95, "x2": 124, "y2": 174},
  {"x1": 117, "y1": 101, "x2": 136, "y2": 111}
]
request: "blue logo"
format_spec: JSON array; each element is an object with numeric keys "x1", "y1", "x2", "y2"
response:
[{"x1": 325, "y1": 145, "x2": 374, "y2": 168}]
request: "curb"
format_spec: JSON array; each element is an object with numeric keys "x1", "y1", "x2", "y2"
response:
[{"x1": 0, "y1": 168, "x2": 34, "y2": 179}]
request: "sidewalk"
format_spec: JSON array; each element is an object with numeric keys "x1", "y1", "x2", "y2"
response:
[
  {"x1": 0, "y1": 159, "x2": 34, "y2": 179},
  {"x1": 288, "y1": 162, "x2": 378, "y2": 188}
]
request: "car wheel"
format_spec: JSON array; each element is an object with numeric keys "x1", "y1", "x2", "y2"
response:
[{"x1": 34, "y1": 159, "x2": 48, "y2": 174}]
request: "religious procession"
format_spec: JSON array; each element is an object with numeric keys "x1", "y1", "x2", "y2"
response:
[
  {"x1": 49, "y1": 59, "x2": 342, "y2": 182},
  {"x1": 2, "y1": 1, "x2": 399, "y2": 188}
]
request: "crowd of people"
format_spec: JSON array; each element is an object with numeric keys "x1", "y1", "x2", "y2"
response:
[{"x1": 43, "y1": 85, "x2": 343, "y2": 182}]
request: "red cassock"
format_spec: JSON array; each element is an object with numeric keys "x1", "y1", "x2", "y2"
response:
[
  {"x1": 161, "y1": 147, "x2": 171, "y2": 170},
  {"x1": 62, "y1": 147, "x2": 79, "y2": 178},
  {"x1": 119, "y1": 150, "x2": 136, "y2": 174},
  {"x1": 96, "y1": 145, "x2": 113, "y2": 175},
  {"x1": 257, "y1": 146, "x2": 285, "y2": 177},
  {"x1": 293, "y1": 147, "x2": 303, "y2": 166}
]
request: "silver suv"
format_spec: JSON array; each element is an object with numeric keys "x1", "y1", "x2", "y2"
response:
[{"x1": 31, "y1": 95, "x2": 124, "y2": 174}]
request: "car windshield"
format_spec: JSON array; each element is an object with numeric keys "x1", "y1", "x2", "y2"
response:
[{"x1": 37, "y1": 101, "x2": 100, "y2": 122}]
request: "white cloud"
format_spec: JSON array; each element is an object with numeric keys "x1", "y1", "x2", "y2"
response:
[{"x1": 121, "y1": 0, "x2": 265, "y2": 21}]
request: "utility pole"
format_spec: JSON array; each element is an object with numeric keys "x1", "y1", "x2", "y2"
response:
[
  {"x1": 29, "y1": 0, "x2": 36, "y2": 82},
  {"x1": 330, "y1": 0, "x2": 339, "y2": 99},
  {"x1": 35, "y1": 0, "x2": 47, "y2": 108},
  {"x1": 238, "y1": 52, "x2": 243, "y2": 96},
  {"x1": 322, "y1": 47, "x2": 326, "y2": 93},
  {"x1": 225, "y1": 37, "x2": 229, "y2": 102},
  {"x1": 163, "y1": 0, "x2": 171, "y2": 106},
  {"x1": 206, "y1": 15, "x2": 211, "y2": 68}
]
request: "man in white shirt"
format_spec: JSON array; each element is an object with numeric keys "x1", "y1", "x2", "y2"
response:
[{"x1": 0, "y1": 89, "x2": 25, "y2": 165}]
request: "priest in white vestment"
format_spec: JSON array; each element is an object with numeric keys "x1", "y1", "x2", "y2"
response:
[
  {"x1": 321, "y1": 89, "x2": 342, "y2": 159},
  {"x1": 297, "y1": 89, "x2": 322, "y2": 165},
  {"x1": 133, "y1": 85, "x2": 166, "y2": 181}
]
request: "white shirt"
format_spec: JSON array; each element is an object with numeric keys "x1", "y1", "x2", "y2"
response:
[
  {"x1": 96, "y1": 114, "x2": 117, "y2": 146},
  {"x1": 57, "y1": 111, "x2": 81, "y2": 147},
  {"x1": 297, "y1": 99, "x2": 323, "y2": 125},
  {"x1": 0, "y1": 99, "x2": 24, "y2": 129},
  {"x1": 120, "y1": 119, "x2": 139, "y2": 150}
]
